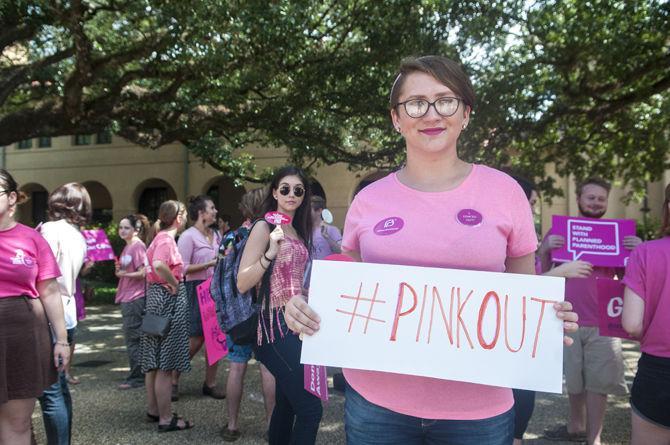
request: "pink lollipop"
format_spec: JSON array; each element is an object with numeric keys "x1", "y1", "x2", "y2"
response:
[{"x1": 264, "y1": 211, "x2": 292, "y2": 225}]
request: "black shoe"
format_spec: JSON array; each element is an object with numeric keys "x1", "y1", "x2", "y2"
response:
[
  {"x1": 202, "y1": 383, "x2": 226, "y2": 399},
  {"x1": 333, "y1": 372, "x2": 346, "y2": 392}
]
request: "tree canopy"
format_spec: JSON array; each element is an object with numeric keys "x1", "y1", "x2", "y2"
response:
[{"x1": 1, "y1": 0, "x2": 668, "y2": 196}]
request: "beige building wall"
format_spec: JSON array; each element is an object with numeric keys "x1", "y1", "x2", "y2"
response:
[
  {"x1": 3, "y1": 135, "x2": 371, "y2": 229},
  {"x1": 3, "y1": 136, "x2": 667, "y2": 235}
]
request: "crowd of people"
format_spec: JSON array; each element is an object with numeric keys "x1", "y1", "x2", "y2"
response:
[{"x1": 0, "y1": 54, "x2": 668, "y2": 445}]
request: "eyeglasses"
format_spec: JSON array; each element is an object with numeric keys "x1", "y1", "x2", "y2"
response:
[
  {"x1": 278, "y1": 185, "x2": 305, "y2": 197},
  {"x1": 0, "y1": 190, "x2": 8, "y2": 196},
  {"x1": 396, "y1": 97, "x2": 462, "y2": 118}
]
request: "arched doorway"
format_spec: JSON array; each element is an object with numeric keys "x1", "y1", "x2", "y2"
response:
[
  {"x1": 17, "y1": 183, "x2": 48, "y2": 227},
  {"x1": 135, "y1": 179, "x2": 178, "y2": 222},
  {"x1": 82, "y1": 181, "x2": 114, "y2": 225},
  {"x1": 204, "y1": 176, "x2": 246, "y2": 228},
  {"x1": 310, "y1": 179, "x2": 326, "y2": 201}
]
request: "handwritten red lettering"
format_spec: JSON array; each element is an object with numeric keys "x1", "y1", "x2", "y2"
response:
[
  {"x1": 477, "y1": 291, "x2": 501, "y2": 350},
  {"x1": 415, "y1": 285, "x2": 428, "y2": 342},
  {"x1": 389, "y1": 282, "x2": 418, "y2": 341},
  {"x1": 504, "y1": 294, "x2": 526, "y2": 353},
  {"x1": 457, "y1": 288, "x2": 474, "y2": 349},
  {"x1": 530, "y1": 297, "x2": 557, "y2": 358},
  {"x1": 428, "y1": 286, "x2": 454, "y2": 345}
]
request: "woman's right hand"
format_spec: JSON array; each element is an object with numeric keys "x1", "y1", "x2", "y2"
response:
[
  {"x1": 285, "y1": 295, "x2": 321, "y2": 336},
  {"x1": 267, "y1": 225, "x2": 285, "y2": 258},
  {"x1": 54, "y1": 343, "x2": 71, "y2": 371},
  {"x1": 166, "y1": 282, "x2": 178, "y2": 295}
]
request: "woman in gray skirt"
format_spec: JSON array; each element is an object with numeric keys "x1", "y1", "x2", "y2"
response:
[{"x1": 140, "y1": 200, "x2": 193, "y2": 433}]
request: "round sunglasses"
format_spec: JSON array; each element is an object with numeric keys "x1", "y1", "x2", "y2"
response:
[{"x1": 278, "y1": 185, "x2": 305, "y2": 197}]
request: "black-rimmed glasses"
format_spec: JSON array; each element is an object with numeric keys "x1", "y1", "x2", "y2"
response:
[
  {"x1": 0, "y1": 190, "x2": 8, "y2": 196},
  {"x1": 279, "y1": 185, "x2": 305, "y2": 197},
  {"x1": 396, "y1": 97, "x2": 462, "y2": 118}
]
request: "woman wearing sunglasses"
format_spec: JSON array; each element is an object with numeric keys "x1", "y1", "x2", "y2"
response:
[
  {"x1": 284, "y1": 56, "x2": 578, "y2": 444},
  {"x1": 236, "y1": 166, "x2": 323, "y2": 444}
]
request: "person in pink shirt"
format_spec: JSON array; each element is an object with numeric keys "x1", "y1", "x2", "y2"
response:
[
  {"x1": 139, "y1": 200, "x2": 193, "y2": 433},
  {"x1": 115, "y1": 214, "x2": 150, "y2": 390},
  {"x1": 0, "y1": 169, "x2": 70, "y2": 445},
  {"x1": 622, "y1": 183, "x2": 670, "y2": 444},
  {"x1": 540, "y1": 177, "x2": 641, "y2": 445},
  {"x1": 173, "y1": 195, "x2": 225, "y2": 400},
  {"x1": 284, "y1": 56, "x2": 578, "y2": 445}
]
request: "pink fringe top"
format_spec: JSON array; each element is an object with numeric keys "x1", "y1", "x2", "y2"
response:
[{"x1": 257, "y1": 236, "x2": 309, "y2": 345}]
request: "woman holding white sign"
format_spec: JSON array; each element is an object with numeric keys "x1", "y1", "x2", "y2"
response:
[
  {"x1": 622, "y1": 183, "x2": 670, "y2": 445},
  {"x1": 285, "y1": 55, "x2": 578, "y2": 444}
]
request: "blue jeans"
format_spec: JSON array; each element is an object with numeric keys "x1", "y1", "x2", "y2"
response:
[
  {"x1": 345, "y1": 383, "x2": 514, "y2": 445},
  {"x1": 254, "y1": 315, "x2": 323, "y2": 445},
  {"x1": 38, "y1": 328, "x2": 74, "y2": 445}
]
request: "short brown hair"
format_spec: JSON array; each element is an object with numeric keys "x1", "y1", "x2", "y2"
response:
[
  {"x1": 576, "y1": 177, "x2": 611, "y2": 197},
  {"x1": 48, "y1": 182, "x2": 92, "y2": 226},
  {"x1": 662, "y1": 183, "x2": 670, "y2": 237},
  {"x1": 389, "y1": 56, "x2": 476, "y2": 112}
]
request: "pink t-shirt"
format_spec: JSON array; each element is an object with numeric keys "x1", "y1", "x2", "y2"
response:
[
  {"x1": 341, "y1": 165, "x2": 537, "y2": 420},
  {"x1": 146, "y1": 232, "x2": 184, "y2": 285},
  {"x1": 115, "y1": 240, "x2": 148, "y2": 304},
  {"x1": 177, "y1": 226, "x2": 219, "y2": 282},
  {"x1": 622, "y1": 237, "x2": 670, "y2": 357},
  {"x1": 0, "y1": 223, "x2": 61, "y2": 298}
]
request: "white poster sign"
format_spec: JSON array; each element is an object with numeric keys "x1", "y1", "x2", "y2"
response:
[{"x1": 301, "y1": 260, "x2": 566, "y2": 393}]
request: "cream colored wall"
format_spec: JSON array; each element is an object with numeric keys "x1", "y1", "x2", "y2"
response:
[{"x1": 6, "y1": 136, "x2": 362, "y2": 228}]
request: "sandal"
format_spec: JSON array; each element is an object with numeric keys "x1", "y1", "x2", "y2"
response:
[
  {"x1": 543, "y1": 425, "x2": 586, "y2": 442},
  {"x1": 66, "y1": 374, "x2": 80, "y2": 385},
  {"x1": 158, "y1": 413, "x2": 193, "y2": 433},
  {"x1": 221, "y1": 423, "x2": 241, "y2": 442},
  {"x1": 146, "y1": 413, "x2": 159, "y2": 423}
]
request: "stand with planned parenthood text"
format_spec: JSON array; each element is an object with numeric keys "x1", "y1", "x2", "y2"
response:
[
  {"x1": 550, "y1": 215, "x2": 636, "y2": 267},
  {"x1": 301, "y1": 260, "x2": 566, "y2": 393}
]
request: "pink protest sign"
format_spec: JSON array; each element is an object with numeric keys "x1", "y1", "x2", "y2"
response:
[
  {"x1": 264, "y1": 211, "x2": 292, "y2": 225},
  {"x1": 82, "y1": 229, "x2": 116, "y2": 262},
  {"x1": 550, "y1": 215, "x2": 636, "y2": 267},
  {"x1": 196, "y1": 278, "x2": 229, "y2": 365},
  {"x1": 304, "y1": 364, "x2": 328, "y2": 401},
  {"x1": 596, "y1": 278, "x2": 633, "y2": 339}
]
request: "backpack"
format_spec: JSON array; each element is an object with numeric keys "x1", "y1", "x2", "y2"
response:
[{"x1": 211, "y1": 220, "x2": 273, "y2": 345}]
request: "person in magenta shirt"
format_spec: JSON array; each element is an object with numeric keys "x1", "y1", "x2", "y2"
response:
[
  {"x1": 622, "y1": 183, "x2": 670, "y2": 445},
  {"x1": 139, "y1": 200, "x2": 193, "y2": 433},
  {"x1": 0, "y1": 168, "x2": 70, "y2": 445},
  {"x1": 539, "y1": 177, "x2": 641, "y2": 445},
  {"x1": 284, "y1": 56, "x2": 578, "y2": 444},
  {"x1": 114, "y1": 214, "x2": 150, "y2": 390},
  {"x1": 174, "y1": 195, "x2": 225, "y2": 400}
]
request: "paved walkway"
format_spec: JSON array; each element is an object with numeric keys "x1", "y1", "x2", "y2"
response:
[{"x1": 31, "y1": 305, "x2": 638, "y2": 444}]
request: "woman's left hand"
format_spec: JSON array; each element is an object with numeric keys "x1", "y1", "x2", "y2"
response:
[{"x1": 554, "y1": 301, "x2": 579, "y2": 346}]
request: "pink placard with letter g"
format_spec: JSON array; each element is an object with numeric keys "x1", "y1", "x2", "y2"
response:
[{"x1": 596, "y1": 278, "x2": 633, "y2": 340}]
